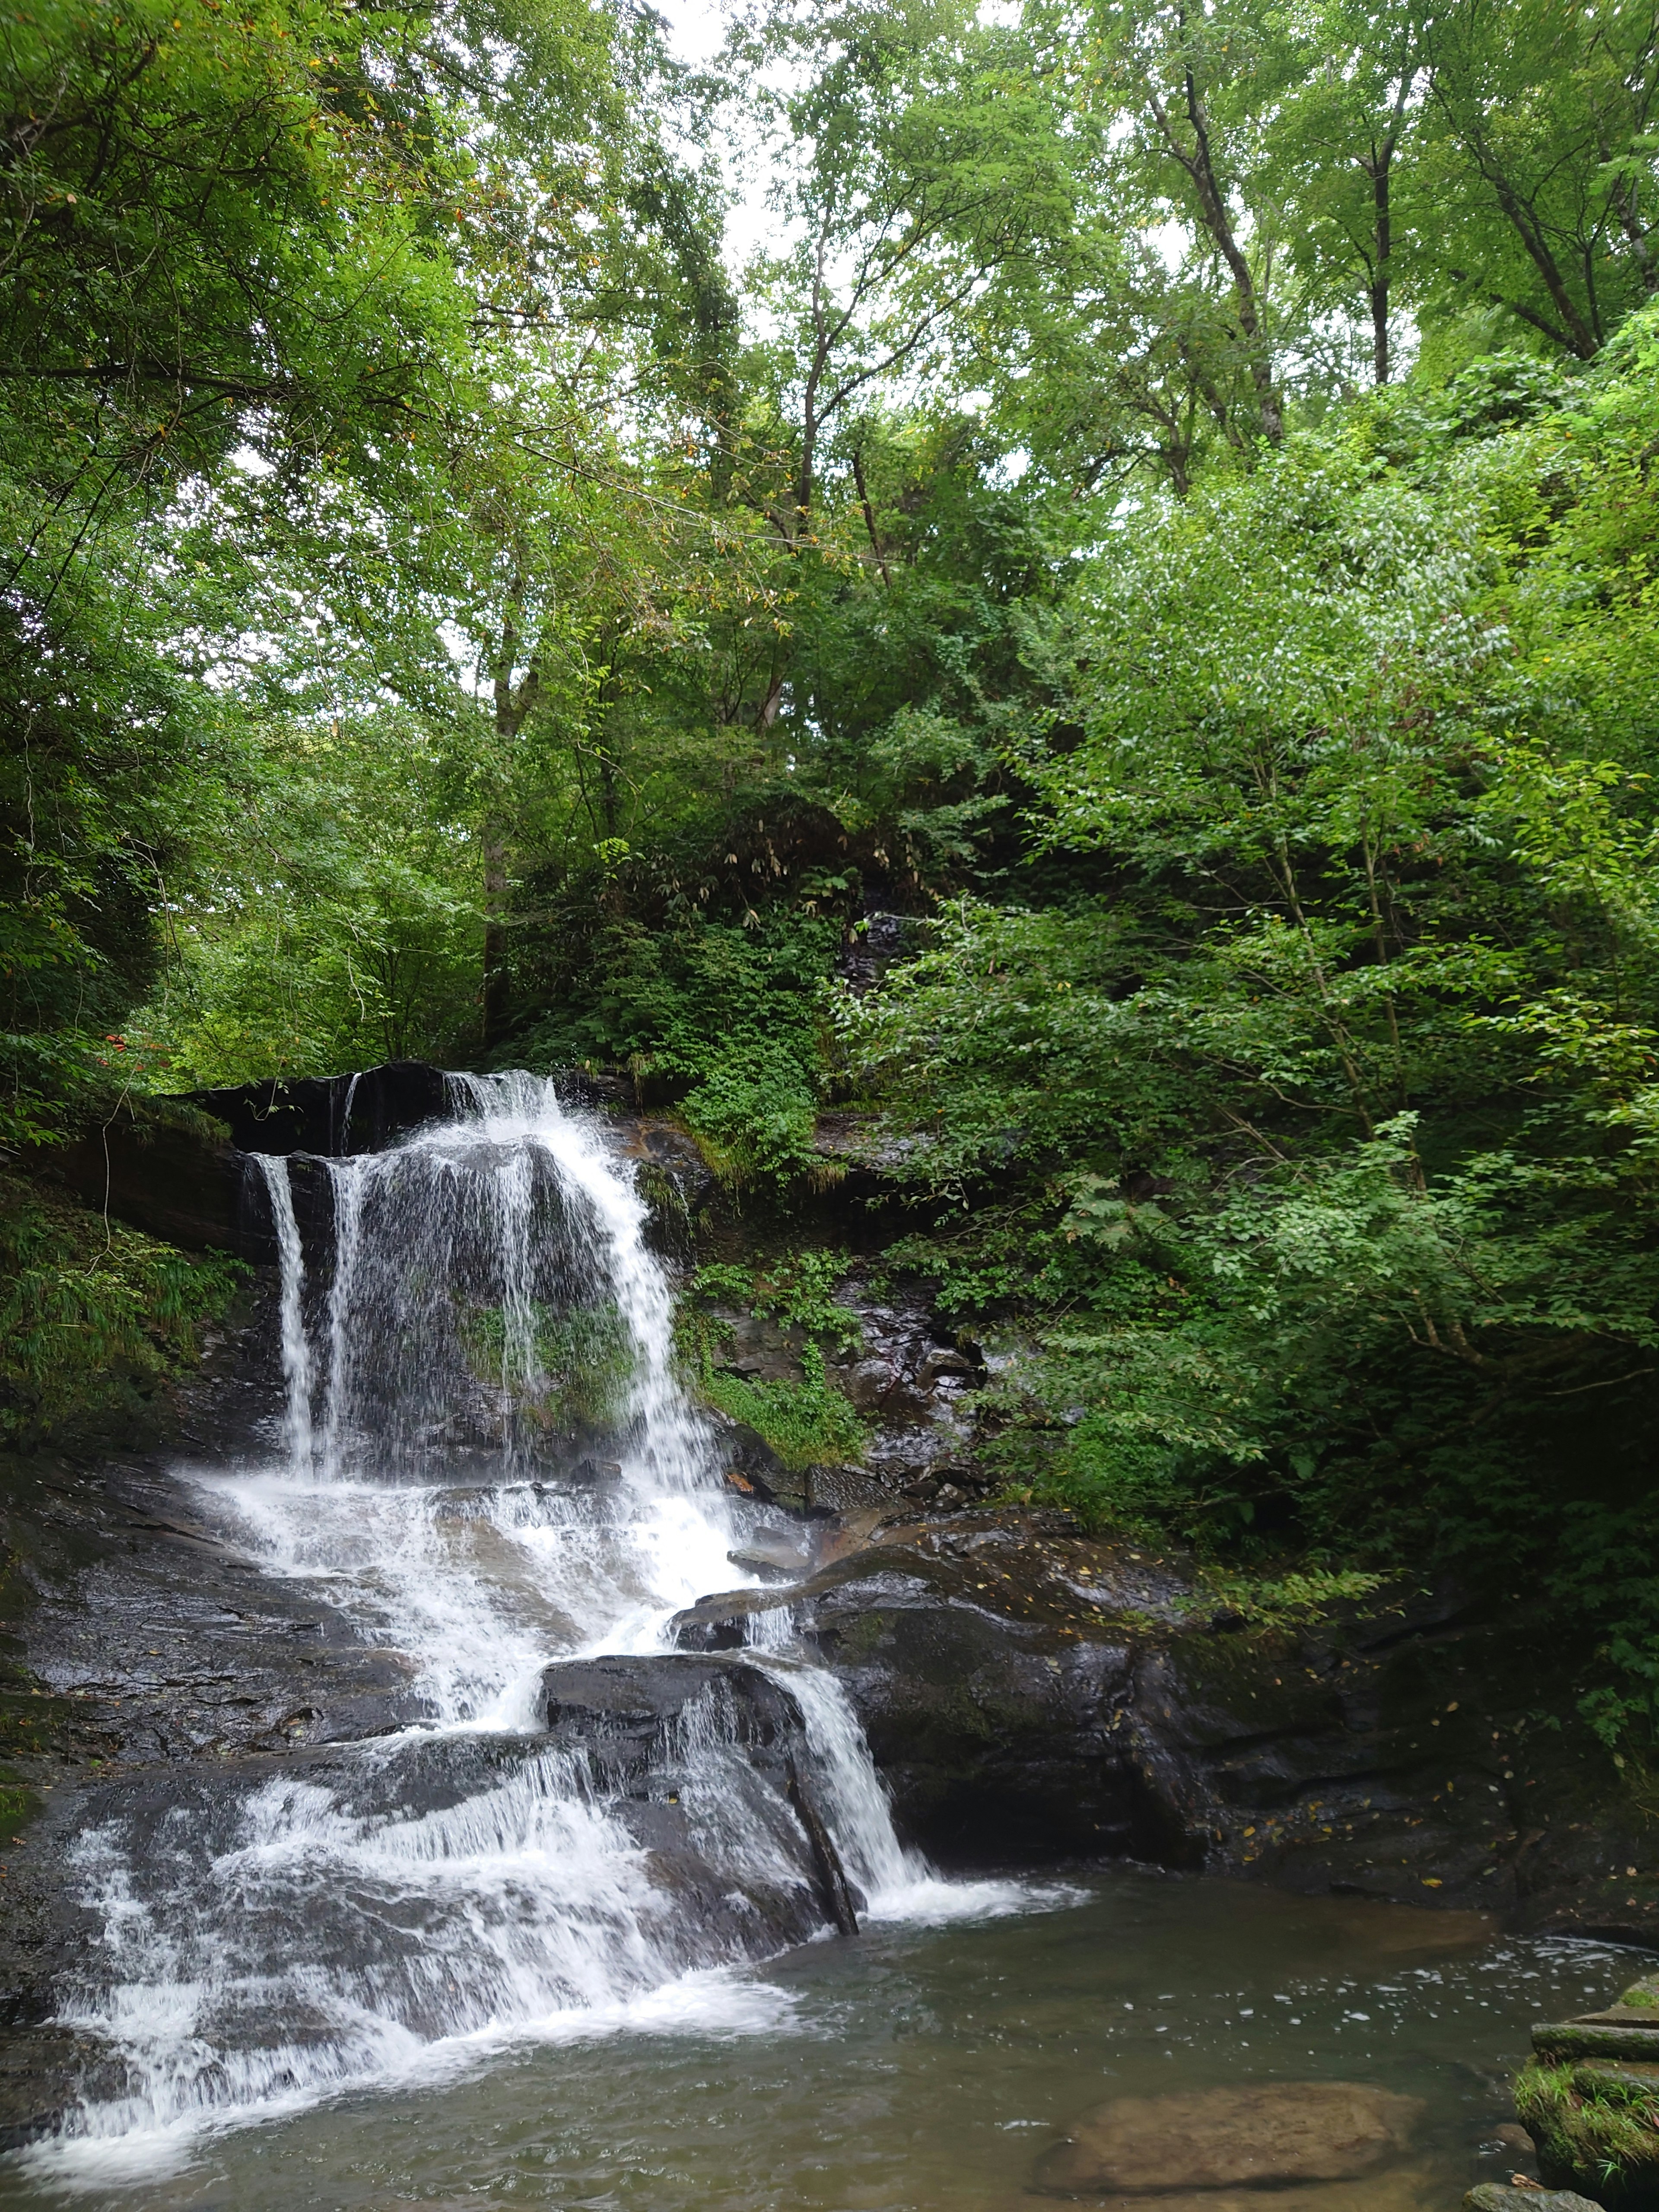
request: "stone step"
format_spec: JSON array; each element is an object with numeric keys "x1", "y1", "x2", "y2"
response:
[{"x1": 1532, "y1": 2018, "x2": 1659, "y2": 2062}]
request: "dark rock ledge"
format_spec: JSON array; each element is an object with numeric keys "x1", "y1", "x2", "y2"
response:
[{"x1": 673, "y1": 1510, "x2": 1659, "y2": 1940}]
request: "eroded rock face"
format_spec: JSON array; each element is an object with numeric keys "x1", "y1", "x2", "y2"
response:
[
  {"x1": 535, "y1": 1652, "x2": 863, "y2": 1938},
  {"x1": 670, "y1": 1513, "x2": 1659, "y2": 1933},
  {"x1": 1030, "y1": 2081, "x2": 1423, "y2": 2196},
  {"x1": 0, "y1": 1648, "x2": 862, "y2": 2146},
  {"x1": 672, "y1": 1522, "x2": 1185, "y2": 1864}
]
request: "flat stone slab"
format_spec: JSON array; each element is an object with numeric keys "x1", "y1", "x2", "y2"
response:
[
  {"x1": 1465, "y1": 2188, "x2": 1604, "y2": 2212},
  {"x1": 1570, "y1": 2056, "x2": 1659, "y2": 2095},
  {"x1": 1030, "y1": 2081, "x2": 1422, "y2": 2195},
  {"x1": 1532, "y1": 2018, "x2": 1659, "y2": 2062}
]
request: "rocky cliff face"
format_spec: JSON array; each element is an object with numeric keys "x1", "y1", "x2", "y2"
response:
[{"x1": 672, "y1": 1513, "x2": 1659, "y2": 1944}]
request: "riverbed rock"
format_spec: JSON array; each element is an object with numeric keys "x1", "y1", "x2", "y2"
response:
[
  {"x1": 672, "y1": 1522, "x2": 1173, "y2": 1861},
  {"x1": 1465, "y1": 2191, "x2": 1605, "y2": 2212},
  {"x1": 1517, "y1": 1970, "x2": 1659, "y2": 2209},
  {"x1": 535, "y1": 1652, "x2": 864, "y2": 1935},
  {"x1": 1030, "y1": 2080, "x2": 1422, "y2": 2195},
  {"x1": 1013, "y1": 2180, "x2": 1446, "y2": 2212}
]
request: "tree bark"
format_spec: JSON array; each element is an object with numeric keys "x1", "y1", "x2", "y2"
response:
[
  {"x1": 1370, "y1": 146, "x2": 1392, "y2": 383},
  {"x1": 1149, "y1": 55, "x2": 1283, "y2": 443},
  {"x1": 482, "y1": 592, "x2": 540, "y2": 1052}
]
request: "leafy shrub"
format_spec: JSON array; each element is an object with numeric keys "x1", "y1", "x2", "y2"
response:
[
  {"x1": 699, "y1": 1343, "x2": 868, "y2": 1470},
  {"x1": 514, "y1": 911, "x2": 841, "y2": 1193},
  {"x1": 691, "y1": 1247, "x2": 862, "y2": 1350}
]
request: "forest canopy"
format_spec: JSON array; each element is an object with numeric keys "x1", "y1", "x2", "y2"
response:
[{"x1": 8, "y1": 0, "x2": 1659, "y2": 1730}]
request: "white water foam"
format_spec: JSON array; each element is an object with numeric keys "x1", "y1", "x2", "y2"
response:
[{"x1": 25, "y1": 1072, "x2": 1047, "y2": 2186}]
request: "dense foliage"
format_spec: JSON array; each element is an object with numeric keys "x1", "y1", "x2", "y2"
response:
[{"x1": 7, "y1": 0, "x2": 1659, "y2": 1722}]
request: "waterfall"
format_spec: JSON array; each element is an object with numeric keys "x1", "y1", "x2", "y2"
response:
[
  {"x1": 39, "y1": 1073, "x2": 984, "y2": 2171},
  {"x1": 254, "y1": 1153, "x2": 313, "y2": 1473}
]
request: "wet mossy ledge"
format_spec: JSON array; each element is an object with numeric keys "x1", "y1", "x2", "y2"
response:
[
  {"x1": 0, "y1": 1168, "x2": 246, "y2": 1457},
  {"x1": 1520, "y1": 1972, "x2": 1659, "y2": 2207}
]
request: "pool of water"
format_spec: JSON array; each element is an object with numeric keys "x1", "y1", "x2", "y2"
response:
[{"x1": 15, "y1": 1866, "x2": 1638, "y2": 2210}]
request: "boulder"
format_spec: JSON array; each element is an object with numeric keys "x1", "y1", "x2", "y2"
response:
[
  {"x1": 1029, "y1": 2080, "x2": 1422, "y2": 2195},
  {"x1": 672, "y1": 1532, "x2": 1171, "y2": 1864},
  {"x1": 534, "y1": 1653, "x2": 863, "y2": 1936},
  {"x1": 1466, "y1": 2191, "x2": 1605, "y2": 2212},
  {"x1": 670, "y1": 1511, "x2": 1659, "y2": 1932},
  {"x1": 1518, "y1": 1970, "x2": 1659, "y2": 2208}
]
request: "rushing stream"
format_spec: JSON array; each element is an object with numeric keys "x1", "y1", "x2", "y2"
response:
[{"x1": 25, "y1": 1075, "x2": 1008, "y2": 2187}]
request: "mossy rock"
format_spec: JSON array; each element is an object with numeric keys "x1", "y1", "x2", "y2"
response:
[
  {"x1": 1534, "y1": 2022, "x2": 1659, "y2": 2064},
  {"x1": 1518, "y1": 2053, "x2": 1659, "y2": 2209},
  {"x1": 1465, "y1": 2190, "x2": 1605, "y2": 2212}
]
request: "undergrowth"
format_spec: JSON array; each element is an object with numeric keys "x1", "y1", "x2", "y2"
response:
[
  {"x1": 697, "y1": 1343, "x2": 868, "y2": 1470},
  {"x1": 0, "y1": 1171, "x2": 244, "y2": 1445}
]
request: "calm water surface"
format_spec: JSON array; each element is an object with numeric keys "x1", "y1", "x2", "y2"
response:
[{"x1": 14, "y1": 1866, "x2": 1639, "y2": 2211}]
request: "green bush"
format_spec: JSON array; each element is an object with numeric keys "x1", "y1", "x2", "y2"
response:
[
  {"x1": 691, "y1": 1248, "x2": 862, "y2": 1350},
  {"x1": 699, "y1": 1344, "x2": 868, "y2": 1470}
]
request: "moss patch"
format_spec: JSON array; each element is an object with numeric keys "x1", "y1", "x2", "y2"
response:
[{"x1": 699, "y1": 1344, "x2": 868, "y2": 1471}]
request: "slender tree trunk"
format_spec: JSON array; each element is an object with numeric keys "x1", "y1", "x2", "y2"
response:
[
  {"x1": 1370, "y1": 149, "x2": 1392, "y2": 383},
  {"x1": 1150, "y1": 59, "x2": 1283, "y2": 444},
  {"x1": 1437, "y1": 90, "x2": 1602, "y2": 356},
  {"x1": 482, "y1": 592, "x2": 541, "y2": 1053}
]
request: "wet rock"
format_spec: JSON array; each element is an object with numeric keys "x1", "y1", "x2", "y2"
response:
[
  {"x1": 1519, "y1": 1968, "x2": 1659, "y2": 2207},
  {"x1": 26, "y1": 1096, "x2": 245, "y2": 1254},
  {"x1": 712, "y1": 1312, "x2": 809, "y2": 1385},
  {"x1": 1488, "y1": 2120, "x2": 1541, "y2": 2159},
  {"x1": 1030, "y1": 2081, "x2": 1422, "y2": 2195},
  {"x1": 672, "y1": 1527, "x2": 1178, "y2": 1863},
  {"x1": 671, "y1": 1511, "x2": 1659, "y2": 1923},
  {"x1": 1, "y1": 1672, "x2": 862, "y2": 2144},
  {"x1": 1531, "y1": 2020, "x2": 1659, "y2": 2063},
  {"x1": 605, "y1": 1117, "x2": 717, "y2": 1243},
  {"x1": 534, "y1": 1649, "x2": 799, "y2": 1754},
  {"x1": 0, "y1": 2027, "x2": 117, "y2": 2153},
  {"x1": 535, "y1": 1652, "x2": 864, "y2": 1936},
  {"x1": 186, "y1": 1060, "x2": 450, "y2": 1158},
  {"x1": 1466, "y1": 2191, "x2": 1604, "y2": 2212},
  {"x1": 727, "y1": 1540, "x2": 813, "y2": 1581}
]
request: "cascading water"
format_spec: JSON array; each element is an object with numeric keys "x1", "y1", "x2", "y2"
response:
[{"x1": 38, "y1": 1074, "x2": 1000, "y2": 2177}]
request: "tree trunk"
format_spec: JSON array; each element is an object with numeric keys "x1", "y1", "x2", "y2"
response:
[
  {"x1": 1150, "y1": 63, "x2": 1283, "y2": 444},
  {"x1": 1370, "y1": 148, "x2": 1392, "y2": 383},
  {"x1": 482, "y1": 593, "x2": 540, "y2": 1052}
]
